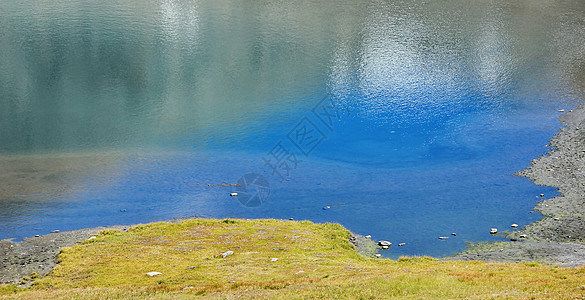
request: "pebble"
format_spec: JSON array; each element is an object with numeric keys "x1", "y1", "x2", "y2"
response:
[
  {"x1": 230, "y1": 193, "x2": 238, "y2": 197},
  {"x1": 88, "y1": 236, "x2": 97, "y2": 240},
  {"x1": 511, "y1": 224, "x2": 519, "y2": 228},
  {"x1": 553, "y1": 217, "x2": 560, "y2": 221},
  {"x1": 51, "y1": 230, "x2": 59, "y2": 233},
  {"x1": 398, "y1": 243, "x2": 406, "y2": 246},
  {"x1": 539, "y1": 194, "x2": 545, "y2": 197},
  {"x1": 186, "y1": 266, "x2": 197, "y2": 270},
  {"x1": 451, "y1": 233, "x2": 457, "y2": 236},
  {"x1": 365, "y1": 235, "x2": 372, "y2": 238},
  {"x1": 34, "y1": 235, "x2": 40, "y2": 238},
  {"x1": 374, "y1": 254, "x2": 382, "y2": 258},
  {"x1": 289, "y1": 218, "x2": 294, "y2": 220},
  {"x1": 490, "y1": 228, "x2": 498, "y2": 234},
  {"x1": 295, "y1": 271, "x2": 305, "y2": 274},
  {"x1": 146, "y1": 272, "x2": 162, "y2": 277},
  {"x1": 381, "y1": 245, "x2": 389, "y2": 250},
  {"x1": 519, "y1": 234, "x2": 527, "y2": 238},
  {"x1": 222, "y1": 251, "x2": 234, "y2": 258},
  {"x1": 271, "y1": 258, "x2": 278, "y2": 262}
]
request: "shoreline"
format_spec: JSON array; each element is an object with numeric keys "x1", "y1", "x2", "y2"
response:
[
  {"x1": 450, "y1": 103, "x2": 585, "y2": 266},
  {"x1": 0, "y1": 218, "x2": 378, "y2": 285},
  {"x1": 2, "y1": 104, "x2": 585, "y2": 284}
]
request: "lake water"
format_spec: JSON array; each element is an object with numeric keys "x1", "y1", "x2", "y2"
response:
[{"x1": 1, "y1": 0, "x2": 584, "y2": 257}]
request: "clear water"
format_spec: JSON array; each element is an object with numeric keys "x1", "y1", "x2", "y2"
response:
[{"x1": 1, "y1": 0, "x2": 584, "y2": 257}]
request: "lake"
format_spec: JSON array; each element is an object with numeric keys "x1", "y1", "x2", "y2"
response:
[{"x1": 1, "y1": 0, "x2": 584, "y2": 257}]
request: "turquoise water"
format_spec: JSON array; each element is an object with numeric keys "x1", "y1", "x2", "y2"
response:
[{"x1": 1, "y1": 0, "x2": 584, "y2": 257}]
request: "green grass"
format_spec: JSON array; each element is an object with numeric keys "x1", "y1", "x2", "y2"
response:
[{"x1": 1, "y1": 218, "x2": 585, "y2": 299}]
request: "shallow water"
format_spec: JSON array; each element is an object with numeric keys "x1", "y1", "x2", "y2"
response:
[{"x1": 1, "y1": 0, "x2": 585, "y2": 257}]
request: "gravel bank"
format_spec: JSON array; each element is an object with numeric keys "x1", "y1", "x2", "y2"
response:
[
  {"x1": 0, "y1": 225, "x2": 129, "y2": 285},
  {"x1": 451, "y1": 104, "x2": 585, "y2": 266}
]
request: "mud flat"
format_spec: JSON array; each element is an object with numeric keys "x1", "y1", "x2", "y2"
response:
[{"x1": 451, "y1": 104, "x2": 585, "y2": 266}]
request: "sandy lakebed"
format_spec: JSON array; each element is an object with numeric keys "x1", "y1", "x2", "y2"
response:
[{"x1": 2, "y1": 104, "x2": 585, "y2": 284}]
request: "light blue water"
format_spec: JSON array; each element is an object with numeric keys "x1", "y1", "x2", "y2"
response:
[{"x1": 1, "y1": 0, "x2": 584, "y2": 257}]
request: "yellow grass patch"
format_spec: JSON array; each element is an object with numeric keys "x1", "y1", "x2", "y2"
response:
[{"x1": 1, "y1": 218, "x2": 585, "y2": 299}]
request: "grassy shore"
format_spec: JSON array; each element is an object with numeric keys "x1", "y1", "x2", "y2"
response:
[{"x1": 1, "y1": 218, "x2": 584, "y2": 299}]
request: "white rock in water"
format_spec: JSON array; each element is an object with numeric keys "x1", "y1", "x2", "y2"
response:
[
  {"x1": 146, "y1": 272, "x2": 162, "y2": 277},
  {"x1": 271, "y1": 258, "x2": 278, "y2": 262},
  {"x1": 490, "y1": 228, "x2": 498, "y2": 234},
  {"x1": 398, "y1": 243, "x2": 406, "y2": 246},
  {"x1": 222, "y1": 251, "x2": 234, "y2": 258},
  {"x1": 230, "y1": 193, "x2": 238, "y2": 197},
  {"x1": 438, "y1": 236, "x2": 449, "y2": 240},
  {"x1": 511, "y1": 224, "x2": 519, "y2": 228},
  {"x1": 365, "y1": 235, "x2": 372, "y2": 238},
  {"x1": 378, "y1": 240, "x2": 392, "y2": 247}
]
